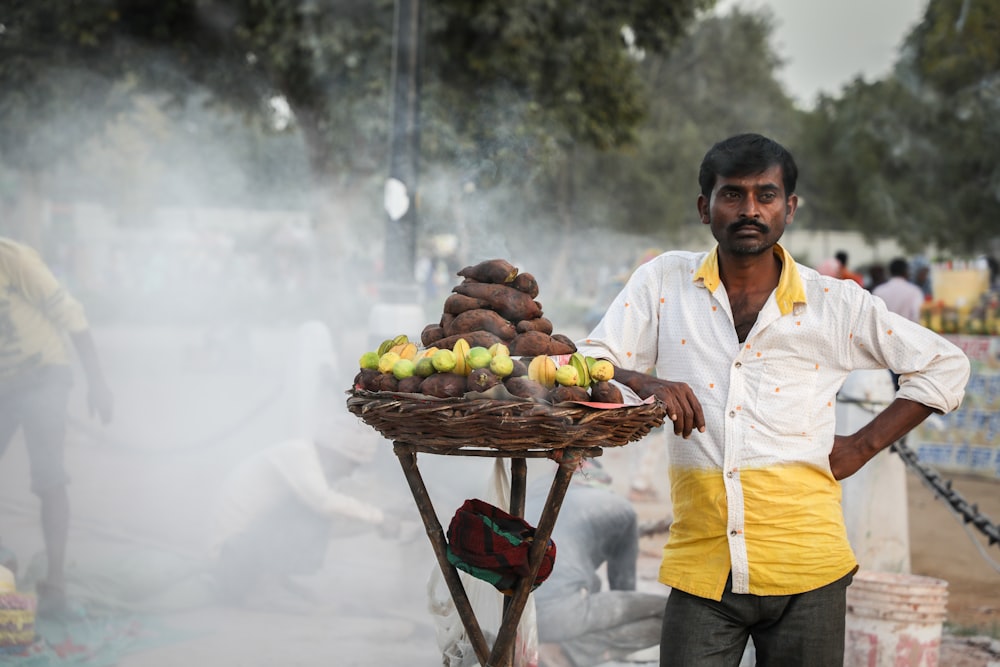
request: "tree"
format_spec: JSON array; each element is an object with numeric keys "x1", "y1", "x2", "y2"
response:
[
  {"x1": 794, "y1": 0, "x2": 1000, "y2": 255},
  {"x1": 0, "y1": 1, "x2": 712, "y2": 212},
  {"x1": 533, "y1": 9, "x2": 800, "y2": 239}
]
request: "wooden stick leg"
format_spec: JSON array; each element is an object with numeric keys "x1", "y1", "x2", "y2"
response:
[
  {"x1": 394, "y1": 444, "x2": 491, "y2": 666},
  {"x1": 487, "y1": 448, "x2": 587, "y2": 666}
]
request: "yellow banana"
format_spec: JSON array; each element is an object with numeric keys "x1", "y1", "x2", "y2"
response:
[{"x1": 452, "y1": 338, "x2": 471, "y2": 376}]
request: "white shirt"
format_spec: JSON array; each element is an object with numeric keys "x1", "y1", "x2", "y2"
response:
[
  {"x1": 872, "y1": 276, "x2": 925, "y2": 323},
  {"x1": 576, "y1": 245, "x2": 969, "y2": 600},
  {"x1": 211, "y1": 438, "x2": 384, "y2": 555}
]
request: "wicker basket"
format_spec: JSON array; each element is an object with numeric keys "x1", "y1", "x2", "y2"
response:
[{"x1": 346, "y1": 389, "x2": 667, "y2": 453}]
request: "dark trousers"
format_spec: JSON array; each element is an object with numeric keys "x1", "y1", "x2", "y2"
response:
[{"x1": 659, "y1": 571, "x2": 854, "y2": 666}]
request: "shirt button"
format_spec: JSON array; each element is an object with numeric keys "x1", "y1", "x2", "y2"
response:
[
  {"x1": 730, "y1": 530, "x2": 738, "y2": 536},
  {"x1": 734, "y1": 361, "x2": 742, "y2": 368},
  {"x1": 726, "y1": 471, "x2": 734, "y2": 478},
  {"x1": 729, "y1": 410, "x2": 736, "y2": 418}
]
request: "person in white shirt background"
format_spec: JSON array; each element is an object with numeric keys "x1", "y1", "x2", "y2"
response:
[
  {"x1": 872, "y1": 257, "x2": 924, "y2": 324},
  {"x1": 210, "y1": 321, "x2": 400, "y2": 608},
  {"x1": 872, "y1": 257, "x2": 927, "y2": 390}
]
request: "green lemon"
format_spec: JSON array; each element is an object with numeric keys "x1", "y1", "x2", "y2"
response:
[
  {"x1": 431, "y1": 348, "x2": 457, "y2": 372},
  {"x1": 489, "y1": 355, "x2": 514, "y2": 378},
  {"x1": 414, "y1": 357, "x2": 436, "y2": 378},
  {"x1": 392, "y1": 358, "x2": 416, "y2": 380},
  {"x1": 554, "y1": 364, "x2": 579, "y2": 387},
  {"x1": 467, "y1": 346, "x2": 493, "y2": 370},
  {"x1": 378, "y1": 351, "x2": 401, "y2": 374},
  {"x1": 359, "y1": 351, "x2": 380, "y2": 370}
]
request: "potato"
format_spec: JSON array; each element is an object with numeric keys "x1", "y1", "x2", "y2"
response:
[
  {"x1": 456, "y1": 259, "x2": 518, "y2": 284},
  {"x1": 420, "y1": 372, "x2": 467, "y2": 398},
  {"x1": 515, "y1": 316, "x2": 554, "y2": 335},
  {"x1": 443, "y1": 293, "x2": 491, "y2": 315},
  {"x1": 508, "y1": 331, "x2": 554, "y2": 357},
  {"x1": 467, "y1": 368, "x2": 502, "y2": 392},
  {"x1": 431, "y1": 330, "x2": 504, "y2": 350},
  {"x1": 444, "y1": 308, "x2": 517, "y2": 341},
  {"x1": 548, "y1": 333, "x2": 577, "y2": 354},
  {"x1": 504, "y1": 376, "x2": 549, "y2": 401},
  {"x1": 354, "y1": 368, "x2": 381, "y2": 391},
  {"x1": 396, "y1": 375, "x2": 425, "y2": 394},
  {"x1": 510, "y1": 272, "x2": 539, "y2": 298},
  {"x1": 452, "y1": 282, "x2": 542, "y2": 322},
  {"x1": 549, "y1": 385, "x2": 590, "y2": 404},
  {"x1": 372, "y1": 373, "x2": 399, "y2": 392},
  {"x1": 421, "y1": 323, "x2": 446, "y2": 347},
  {"x1": 589, "y1": 381, "x2": 624, "y2": 404}
]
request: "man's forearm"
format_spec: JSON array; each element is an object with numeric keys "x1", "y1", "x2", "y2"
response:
[
  {"x1": 830, "y1": 398, "x2": 935, "y2": 480},
  {"x1": 69, "y1": 330, "x2": 107, "y2": 386}
]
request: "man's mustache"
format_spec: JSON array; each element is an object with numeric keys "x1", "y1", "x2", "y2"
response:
[{"x1": 727, "y1": 218, "x2": 769, "y2": 233}]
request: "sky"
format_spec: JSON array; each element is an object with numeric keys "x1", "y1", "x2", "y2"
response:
[{"x1": 714, "y1": 0, "x2": 929, "y2": 107}]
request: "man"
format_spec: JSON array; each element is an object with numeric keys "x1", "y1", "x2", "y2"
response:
[
  {"x1": 526, "y1": 460, "x2": 666, "y2": 667},
  {"x1": 835, "y1": 249, "x2": 865, "y2": 285},
  {"x1": 211, "y1": 422, "x2": 400, "y2": 608},
  {"x1": 0, "y1": 237, "x2": 114, "y2": 616},
  {"x1": 873, "y1": 257, "x2": 925, "y2": 324},
  {"x1": 576, "y1": 134, "x2": 969, "y2": 665},
  {"x1": 873, "y1": 257, "x2": 927, "y2": 391}
]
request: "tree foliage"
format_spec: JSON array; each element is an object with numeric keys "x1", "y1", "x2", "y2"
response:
[
  {"x1": 532, "y1": 9, "x2": 801, "y2": 240},
  {"x1": 0, "y1": 0, "x2": 712, "y2": 193},
  {"x1": 795, "y1": 0, "x2": 1000, "y2": 255}
]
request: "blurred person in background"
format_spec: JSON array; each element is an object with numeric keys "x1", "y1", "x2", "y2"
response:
[
  {"x1": 0, "y1": 236, "x2": 114, "y2": 616},
  {"x1": 912, "y1": 260, "x2": 933, "y2": 298},
  {"x1": 873, "y1": 258, "x2": 924, "y2": 324},
  {"x1": 865, "y1": 263, "x2": 887, "y2": 292},
  {"x1": 210, "y1": 420, "x2": 401, "y2": 609},
  {"x1": 835, "y1": 250, "x2": 864, "y2": 285},
  {"x1": 527, "y1": 460, "x2": 666, "y2": 667},
  {"x1": 873, "y1": 257, "x2": 926, "y2": 390},
  {"x1": 576, "y1": 133, "x2": 969, "y2": 665}
]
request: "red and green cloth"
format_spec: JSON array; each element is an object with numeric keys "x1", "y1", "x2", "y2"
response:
[{"x1": 445, "y1": 498, "x2": 556, "y2": 595}]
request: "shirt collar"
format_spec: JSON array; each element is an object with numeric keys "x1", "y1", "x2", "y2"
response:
[{"x1": 693, "y1": 243, "x2": 807, "y2": 316}]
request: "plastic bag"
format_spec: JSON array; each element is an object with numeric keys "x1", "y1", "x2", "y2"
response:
[{"x1": 427, "y1": 459, "x2": 539, "y2": 667}]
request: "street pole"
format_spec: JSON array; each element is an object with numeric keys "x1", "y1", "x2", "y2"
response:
[{"x1": 370, "y1": 0, "x2": 426, "y2": 348}]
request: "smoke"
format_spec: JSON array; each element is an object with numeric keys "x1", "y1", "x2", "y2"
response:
[{"x1": 0, "y1": 27, "x2": 685, "y2": 666}]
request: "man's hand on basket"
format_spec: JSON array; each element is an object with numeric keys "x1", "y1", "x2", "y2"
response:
[{"x1": 614, "y1": 368, "x2": 705, "y2": 438}]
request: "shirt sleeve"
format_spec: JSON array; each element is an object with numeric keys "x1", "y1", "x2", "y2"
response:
[
  {"x1": 2, "y1": 242, "x2": 89, "y2": 333},
  {"x1": 850, "y1": 292, "x2": 969, "y2": 413},
  {"x1": 269, "y1": 440, "x2": 385, "y2": 524},
  {"x1": 576, "y1": 260, "x2": 663, "y2": 373}
]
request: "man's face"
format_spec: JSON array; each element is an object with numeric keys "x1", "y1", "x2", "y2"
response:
[{"x1": 698, "y1": 165, "x2": 797, "y2": 257}]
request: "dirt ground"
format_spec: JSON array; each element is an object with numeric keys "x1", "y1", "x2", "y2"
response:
[{"x1": 3, "y1": 325, "x2": 1000, "y2": 665}]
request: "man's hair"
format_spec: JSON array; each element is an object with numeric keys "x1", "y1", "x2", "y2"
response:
[
  {"x1": 835, "y1": 250, "x2": 849, "y2": 266},
  {"x1": 888, "y1": 257, "x2": 909, "y2": 278},
  {"x1": 698, "y1": 133, "x2": 798, "y2": 198}
]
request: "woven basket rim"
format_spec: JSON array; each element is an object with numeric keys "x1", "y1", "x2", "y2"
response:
[{"x1": 346, "y1": 389, "x2": 667, "y2": 452}]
